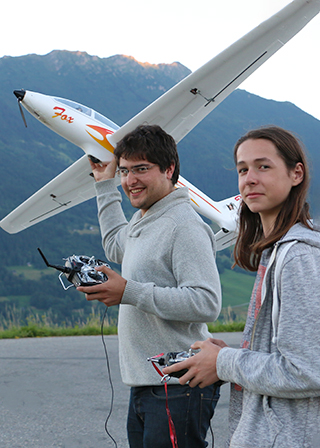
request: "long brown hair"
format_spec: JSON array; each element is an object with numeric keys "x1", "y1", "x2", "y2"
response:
[{"x1": 233, "y1": 126, "x2": 311, "y2": 271}]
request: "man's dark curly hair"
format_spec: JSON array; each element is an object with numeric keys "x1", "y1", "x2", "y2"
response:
[{"x1": 114, "y1": 125, "x2": 180, "y2": 185}]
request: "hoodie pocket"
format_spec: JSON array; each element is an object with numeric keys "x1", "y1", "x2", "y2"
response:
[
  {"x1": 262, "y1": 395, "x2": 284, "y2": 442},
  {"x1": 230, "y1": 394, "x2": 284, "y2": 448}
]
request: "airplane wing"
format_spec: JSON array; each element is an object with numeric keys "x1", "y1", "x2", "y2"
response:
[
  {"x1": 0, "y1": 156, "x2": 240, "y2": 236},
  {"x1": 108, "y1": 0, "x2": 320, "y2": 147},
  {"x1": 0, "y1": 156, "x2": 98, "y2": 233},
  {"x1": 1, "y1": 0, "x2": 320, "y2": 235}
]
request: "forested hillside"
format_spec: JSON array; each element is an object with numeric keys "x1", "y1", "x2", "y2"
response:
[{"x1": 1, "y1": 50, "x2": 320, "y2": 326}]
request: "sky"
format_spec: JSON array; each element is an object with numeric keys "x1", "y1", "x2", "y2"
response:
[{"x1": 3, "y1": 0, "x2": 320, "y2": 119}]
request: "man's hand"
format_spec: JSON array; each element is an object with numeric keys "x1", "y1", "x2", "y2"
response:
[
  {"x1": 77, "y1": 265, "x2": 127, "y2": 307},
  {"x1": 162, "y1": 338, "x2": 228, "y2": 388},
  {"x1": 88, "y1": 155, "x2": 118, "y2": 182}
]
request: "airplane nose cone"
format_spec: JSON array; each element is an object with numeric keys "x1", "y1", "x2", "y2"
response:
[{"x1": 13, "y1": 89, "x2": 26, "y2": 101}]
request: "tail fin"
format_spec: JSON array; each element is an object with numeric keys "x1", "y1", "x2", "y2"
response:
[{"x1": 176, "y1": 175, "x2": 241, "y2": 250}]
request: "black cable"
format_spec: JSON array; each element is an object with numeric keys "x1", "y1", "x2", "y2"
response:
[
  {"x1": 101, "y1": 306, "x2": 118, "y2": 447},
  {"x1": 208, "y1": 381, "x2": 224, "y2": 447}
]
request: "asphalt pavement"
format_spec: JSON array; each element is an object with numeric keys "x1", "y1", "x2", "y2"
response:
[{"x1": 0, "y1": 332, "x2": 242, "y2": 448}]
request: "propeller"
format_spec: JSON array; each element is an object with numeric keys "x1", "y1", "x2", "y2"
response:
[{"x1": 14, "y1": 89, "x2": 27, "y2": 128}]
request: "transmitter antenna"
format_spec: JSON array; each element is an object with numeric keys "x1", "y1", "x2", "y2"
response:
[{"x1": 37, "y1": 247, "x2": 71, "y2": 273}]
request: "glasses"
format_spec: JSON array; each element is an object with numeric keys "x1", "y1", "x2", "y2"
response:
[{"x1": 116, "y1": 164, "x2": 157, "y2": 177}]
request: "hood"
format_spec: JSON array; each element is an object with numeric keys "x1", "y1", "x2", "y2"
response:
[
  {"x1": 279, "y1": 222, "x2": 320, "y2": 249},
  {"x1": 264, "y1": 222, "x2": 320, "y2": 344}
]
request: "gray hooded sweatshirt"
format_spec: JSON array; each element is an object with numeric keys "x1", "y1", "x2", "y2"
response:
[
  {"x1": 95, "y1": 179, "x2": 221, "y2": 386},
  {"x1": 217, "y1": 223, "x2": 320, "y2": 448}
]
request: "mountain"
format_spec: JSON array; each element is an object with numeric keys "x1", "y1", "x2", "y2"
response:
[
  {"x1": 0, "y1": 50, "x2": 320, "y2": 325},
  {"x1": 0, "y1": 51, "x2": 191, "y2": 264}
]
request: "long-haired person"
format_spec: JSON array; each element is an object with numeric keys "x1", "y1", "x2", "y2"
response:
[{"x1": 164, "y1": 126, "x2": 320, "y2": 448}]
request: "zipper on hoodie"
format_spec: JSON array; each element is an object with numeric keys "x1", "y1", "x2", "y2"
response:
[{"x1": 249, "y1": 242, "x2": 279, "y2": 348}]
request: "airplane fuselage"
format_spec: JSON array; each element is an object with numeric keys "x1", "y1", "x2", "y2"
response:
[
  {"x1": 14, "y1": 89, "x2": 240, "y2": 235},
  {"x1": 2, "y1": 0, "x2": 320, "y2": 248},
  {"x1": 17, "y1": 90, "x2": 118, "y2": 162}
]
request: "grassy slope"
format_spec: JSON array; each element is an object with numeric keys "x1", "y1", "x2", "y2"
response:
[
  {"x1": 0, "y1": 266, "x2": 254, "y2": 338},
  {"x1": 8, "y1": 265, "x2": 255, "y2": 309},
  {"x1": 220, "y1": 269, "x2": 255, "y2": 308}
]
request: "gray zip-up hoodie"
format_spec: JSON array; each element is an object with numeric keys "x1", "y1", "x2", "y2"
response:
[
  {"x1": 95, "y1": 179, "x2": 221, "y2": 386},
  {"x1": 217, "y1": 223, "x2": 320, "y2": 448}
]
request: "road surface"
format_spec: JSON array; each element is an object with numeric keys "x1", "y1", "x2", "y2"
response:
[{"x1": 0, "y1": 332, "x2": 242, "y2": 447}]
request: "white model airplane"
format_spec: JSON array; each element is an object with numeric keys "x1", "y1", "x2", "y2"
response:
[{"x1": 1, "y1": 0, "x2": 319, "y2": 252}]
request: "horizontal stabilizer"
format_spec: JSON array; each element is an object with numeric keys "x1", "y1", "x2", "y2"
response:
[{"x1": 215, "y1": 229, "x2": 238, "y2": 252}]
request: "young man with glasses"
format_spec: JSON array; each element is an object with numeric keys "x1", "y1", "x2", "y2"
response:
[{"x1": 78, "y1": 124, "x2": 222, "y2": 448}]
